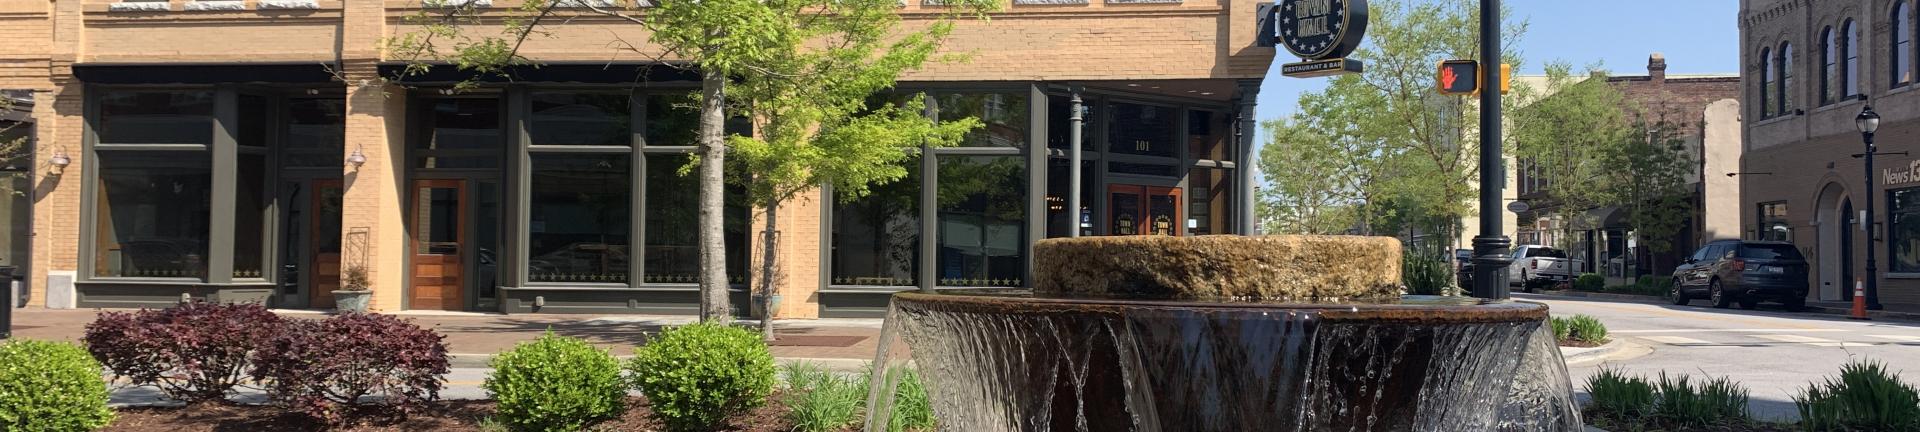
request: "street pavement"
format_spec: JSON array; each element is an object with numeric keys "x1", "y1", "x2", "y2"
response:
[{"x1": 1520, "y1": 293, "x2": 1920, "y2": 422}]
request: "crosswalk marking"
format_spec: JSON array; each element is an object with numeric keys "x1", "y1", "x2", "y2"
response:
[
  {"x1": 1751, "y1": 334, "x2": 1872, "y2": 348},
  {"x1": 1867, "y1": 334, "x2": 1920, "y2": 343},
  {"x1": 1642, "y1": 336, "x2": 1718, "y2": 346}
]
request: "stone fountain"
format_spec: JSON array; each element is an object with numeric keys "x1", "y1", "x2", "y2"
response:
[{"x1": 865, "y1": 235, "x2": 1581, "y2": 431}]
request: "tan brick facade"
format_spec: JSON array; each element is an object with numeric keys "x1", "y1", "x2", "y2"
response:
[{"x1": 9, "y1": 0, "x2": 1274, "y2": 316}]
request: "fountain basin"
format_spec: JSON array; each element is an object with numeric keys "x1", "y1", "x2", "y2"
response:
[{"x1": 882, "y1": 290, "x2": 1582, "y2": 431}]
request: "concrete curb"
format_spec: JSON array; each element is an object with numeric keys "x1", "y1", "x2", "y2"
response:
[
  {"x1": 1558, "y1": 338, "x2": 1628, "y2": 366},
  {"x1": 450, "y1": 353, "x2": 875, "y2": 371},
  {"x1": 1525, "y1": 291, "x2": 1920, "y2": 323}
]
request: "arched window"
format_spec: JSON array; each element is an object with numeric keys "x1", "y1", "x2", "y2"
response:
[
  {"x1": 1761, "y1": 47, "x2": 1774, "y2": 118},
  {"x1": 1845, "y1": 19, "x2": 1860, "y2": 98},
  {"x1": 1822, "y1": 26, "x2": 1836, "y2": 105},
  {"x1": 1896, "y1": 1, "x2": 1913, "y2": 88},
  {"x1": 1779, "y1": 41, "x2": 1794, "y2": 114}
]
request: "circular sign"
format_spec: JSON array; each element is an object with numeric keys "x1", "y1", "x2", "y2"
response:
[
  {"x1": 1276, "y1": 0, "x2": 1369, "y2": 61},
  {"x1": 1506, "y1": 200, "x2": 1531, "y2": 214}
]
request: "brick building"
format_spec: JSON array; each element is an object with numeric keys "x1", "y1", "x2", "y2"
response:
[
  {"x1": 0, "y1": 0, "x2": 1276, "y2": 316},
  {"x1": 1740, "y1": 0, "x2": 1920, "y2": 310}
]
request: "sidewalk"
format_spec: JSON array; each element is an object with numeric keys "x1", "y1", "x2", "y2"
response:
[{"x1": 7, "y1": 308, "x2": 889, "y2": 363}]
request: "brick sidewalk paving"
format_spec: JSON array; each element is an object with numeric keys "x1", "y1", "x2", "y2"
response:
[{"x1": 6, "y1": 307, "x2": 888, "y2": 361}]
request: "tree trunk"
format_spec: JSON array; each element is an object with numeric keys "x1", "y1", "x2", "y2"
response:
[
  {"x1": 698, "y1": 69, "x2": 732, "y2": 323},
  {"x1": 759, "y1": 199, "x2": 781, "y2": 342}
]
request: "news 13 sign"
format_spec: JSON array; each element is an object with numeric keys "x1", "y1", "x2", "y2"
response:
[{"x1": 1260, "y1": 0, "x2": 1368, "y2": 61}]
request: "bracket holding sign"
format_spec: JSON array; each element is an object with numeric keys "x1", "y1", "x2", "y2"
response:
[{"x1": 1262, "y1": 0, "x2": 1369, "y2": 79}]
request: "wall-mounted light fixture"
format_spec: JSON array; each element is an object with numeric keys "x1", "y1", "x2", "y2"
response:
[
  {"x1": 346, "y1": 148, "x2": 367, "y2": 167},
  {"x1": 48, "y1": 150, "x2": 70, "y2": 175}
]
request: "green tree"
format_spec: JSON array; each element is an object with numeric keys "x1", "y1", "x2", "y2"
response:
[
  {"x1": 1607, "y1": 116, "x2": 1694, "y2": 256},
  {"x1": 1510, "y1": 62, "x2": 1632, "y2": 247},
  {"x1": 388, "y1": 0, "x2": 985, "y2": 322}
]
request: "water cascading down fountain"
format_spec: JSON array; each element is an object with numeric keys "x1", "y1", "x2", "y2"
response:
[{"x1": 864, "y1": 235, "x2": 1582, "y2": 431}]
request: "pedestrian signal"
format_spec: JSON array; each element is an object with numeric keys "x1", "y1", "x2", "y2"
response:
[{"x1": 1438, "y1": 60, "x2": 1479, "y2": 95}]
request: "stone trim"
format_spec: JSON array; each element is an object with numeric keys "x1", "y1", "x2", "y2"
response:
[
  {"x1": 257, "y1": 0, "x2": 322, "y2": 9},
  {"x1": 106, "y1": 1, "x2": 171, "y2": 12},
  {"x1": 184, "y1": 1, "x2": 247, "y2": 11}
]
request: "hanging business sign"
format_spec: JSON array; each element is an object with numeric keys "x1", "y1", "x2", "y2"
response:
[{"x1": 1261, "y1": 0, "x2": 1368, "y2": 78}]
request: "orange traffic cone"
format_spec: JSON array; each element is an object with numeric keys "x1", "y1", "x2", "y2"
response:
[{"x1": 1850, "y1": 278, "x2": 1871, "y2": 320}]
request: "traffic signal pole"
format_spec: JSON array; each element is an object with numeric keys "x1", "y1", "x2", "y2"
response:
[{"x1": 1470, "y1": 0, "x2": 1513, "y2": 300}]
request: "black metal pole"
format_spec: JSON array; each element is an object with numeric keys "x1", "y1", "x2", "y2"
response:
[
  {"x1": 1470, "y1": 0, "x2": 1512, "y2": 300},
  {"x1": 1866, "y1": 128, "x2": 1884, "y2": 310}
]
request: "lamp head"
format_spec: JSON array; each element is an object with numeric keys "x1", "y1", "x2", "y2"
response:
[{"x1": 1858, "y1": 104, "x2": 1881, "y2": 134}]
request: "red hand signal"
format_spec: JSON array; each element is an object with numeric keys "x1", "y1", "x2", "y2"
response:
[{"x1": 1440, "y1": 66, "x2": 1457, "y2": 89}]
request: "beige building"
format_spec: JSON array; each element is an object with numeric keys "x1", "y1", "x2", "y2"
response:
[
  {"x1": 1741, "y1": 0, "x2": 1920, "y2": 309},
  {"x1": 0, "y1": 0, "x2": 1275, "y2": 316}
]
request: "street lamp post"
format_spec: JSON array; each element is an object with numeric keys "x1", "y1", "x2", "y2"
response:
[
  {"x1": 1858, "y1": 104, "x2": 1884, "y2": 310},
  {"x1": 1470, "y1": 0, "x2": 1513, "y2": 300}
]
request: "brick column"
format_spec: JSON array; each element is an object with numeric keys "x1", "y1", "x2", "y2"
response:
[
  {"x1": 749, "y1": 188, "x2": 826, "y2": 319},
  {"x1": 30, "y1": 82, "x2": 81, "y2": 308},
  {"x1": 340, "y1": 78, "x2": 409, "y2": 311}
]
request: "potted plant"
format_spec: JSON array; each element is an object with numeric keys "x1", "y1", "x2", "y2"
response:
[{"x1": 333, "y1": 265, "x2": 372, "y2": 313}]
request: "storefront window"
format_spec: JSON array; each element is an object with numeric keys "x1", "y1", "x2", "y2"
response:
[
  {"x1": 1188, "y1": 110, "x2": 1228, "y2": 161},
  {"x1": 831, "y1": 158, "x2": 920, "y2": 286},
  {"x1": 1108, "y1": 101, "x2": 1177, "y2": 158},
  {"x1": 1888, "y1": 189, "x2": 1920, "y2": 272},
  {"x1": 97, "y1": 91, "x2": 214, "y2": 144},
  {"x1": 94, "y1": 151, "x2": 212, "y2": 278},
  {"x1": 234, "y1": 153, "x2": 266, "y2": 278},
  {"x1": 284, "y1": 98, "x2": 345, "y2": 167},
  {"x1": 643, "y1": 154, "x2": 748, "y2": 284},
  {"x1": 528, "y1": 154, "x2": 630, "y2": 283},
  {"x1": 1046, "y1": 158, "x2": 1093, "y2": 238},
  {"x1": 530, "y1": 93, "x2": 631, "y2": 146},
  {"x1": 418, "y1": 98, "x2": 502, "y2": 154},
  {"x1": 646, "y1": 94, "x2": 699, "y2": 147},
  {"x1": 937, "y1": 155, "x2": 1025, "y2": 286},
  {"x1": 936, "y1": 92, "x2": 1027, "y2": 148},
  {"x1": 1757, "y1": 201, "x2": 1790, "y2": 242}
]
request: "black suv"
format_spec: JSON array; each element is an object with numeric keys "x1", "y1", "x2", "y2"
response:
[{"x1": 1670, "y1": 240, "x2": 1809, "y2": 310}]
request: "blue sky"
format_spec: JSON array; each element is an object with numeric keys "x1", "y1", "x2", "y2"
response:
[{"x1": 1254, "y1": 1, "x2": 1743, "y2": 122}]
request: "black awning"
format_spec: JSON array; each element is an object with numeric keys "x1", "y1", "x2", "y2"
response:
[
  {"x1": 73, "y1": 63, "x2": 339, "y2": 84},
  {"x1": 375, "y1": 63, "x2": 701, "y2": 84}
]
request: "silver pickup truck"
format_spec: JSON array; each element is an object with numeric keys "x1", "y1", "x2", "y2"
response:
[{"x1": 1508, "y1": 245, "x2": 1583, "y2": 291}]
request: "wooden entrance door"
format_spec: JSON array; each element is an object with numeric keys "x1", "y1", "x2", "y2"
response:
[
  {"x1": 307, "y1": 180, "x2": 345, "y2": 308},
  {"x1": 1107, "y1": 185, "x2": 1182, "y2": 236},
  {"x1": 411, "y1": 179, "x2": 467, "y2": 310}
]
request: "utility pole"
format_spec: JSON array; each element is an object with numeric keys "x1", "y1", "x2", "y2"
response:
[{"x1": 1470, "y1": 0, "x2": 1513, "y2": 300}]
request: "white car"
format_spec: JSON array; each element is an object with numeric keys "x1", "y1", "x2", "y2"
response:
[{"x1": 1508, "y1": 245, "x2": 1583, "y2": 292}]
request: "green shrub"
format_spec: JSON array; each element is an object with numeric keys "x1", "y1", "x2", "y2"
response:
[
  {"x1": 1584, "y1": 367, "x2": 1655, "y2": 420},
  {"x1": 1402, "y1": 247, "x2": 1456, "y2": 296},
  {"x1": 1566, "y1": 315, "x2": 1608, "y2": 344},
  {"x1": 1795, "y1": 360, "x2": 1920, "y2": 431},
  {"x1": 627, "y1": 322, "x2": 777, "y2": 431},
  {"x1": 0, "y1": 339, "x2": 115, "y2": 432},
  {"x1": 1573, "y1": 273, "x2": 1605, "y2": 292},
  {"x1": 1550, "y1": 317, "x2": 1573, "y2": 342},
  {"x1": 486, "y1": 332, "x2": 627, "y2": 432},
  {"x1": 882, "y1": 368, "x2": 935, "y2": 432},
  {"x1": 784, "y1": 363, "x2": 866, "y2": 432},
  {"x1": 1652, "y1": 373, "x2": 1749, "y2": 427},
  {"x1": 1636, "y1": 276, "x2": 1671, "y2": 291}
]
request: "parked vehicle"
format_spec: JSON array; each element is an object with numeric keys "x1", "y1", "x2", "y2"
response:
[
  {"x1": 1509, "y1": 245, "x2": 1583, "y2": 292},
  {"x1": 1454, "y1": 249, "x2": 1474, "y2": 287},
  {"x1": 1670, "y1": 240, "x2": 1809, "y2": 310}
]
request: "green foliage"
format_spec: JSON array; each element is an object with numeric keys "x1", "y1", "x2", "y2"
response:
[
  {"x1": 783, "y1": 363, "x2": 866, "y2": 432},
  {"x1": 485, "y1": 332, "x2": 627, "y2": 432},
  {"x1": 1401, "y1": 247, "x2": 1457, "y2": 296},
  {"x1": 882, "y1": 367, "x2": 935, "y2": 432},
  {"x1": 627, "y1": 323, "x2": 777, "y2": 431},
  {"x1": 1573, "y1": 273, "x2": 1605, "y2": 292},
  {"x1": 1565, "y1": 314, "x2": 1608, "y2": 343},
  {"x1": 1652, "y1": 373, "x2": 1749, "y2": 427},
  {"x1": 1511, "y1": 63, "x2": 1631, "y2": 242},
  {"x1": 1795, "y1": 360, "x2": 1920, "y2": 431},
  {"x1": 1549, "y1": 317, "x2": 1573, "y2": 342},
  {"x1": 1584, "y1": 367, "x2": 1655, "y2": 420},
  {"x1": 0, "y1": 339, "x2": 115, "y2": 432},
  {"x1": 1609, "y1": 119, "x2": 1696, "y2": 255}
]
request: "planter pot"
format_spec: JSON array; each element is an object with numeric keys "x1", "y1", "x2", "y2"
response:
[{"x1": 332, "y1": 290, "x2": 372, "y2": 313}]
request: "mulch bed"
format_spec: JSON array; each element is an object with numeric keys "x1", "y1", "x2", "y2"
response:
[
  {"x1": 1584, "y1": 412, "x2": 1799, "y2": 432},
  {"x1": 106, "y1": 394, "x2": 795, "y2": 432}
]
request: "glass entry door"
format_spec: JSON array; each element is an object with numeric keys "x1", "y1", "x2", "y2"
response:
[
  {"x1": 411, "y1": 179, "x2": 468, "y2": 310},
  {"x1": 1108, "y1": 184, "x2": 1181, "y2": 236}
]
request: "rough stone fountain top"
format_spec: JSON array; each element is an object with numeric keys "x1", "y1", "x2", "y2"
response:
[{"x1": 1032, "y1": 235, "x2": 1403, "y2": 301}]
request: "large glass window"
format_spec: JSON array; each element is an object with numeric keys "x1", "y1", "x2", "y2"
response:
[
  {"x1": 530, "y1": 93, "x2": 631, "y2": 146},
  {"x1": 1779, "y1": 42, "x2": 1794, "y2": 115},
  {"x1": 1108, "y1": 102, "x2": 1178, "y2": 158},
  {"x1": 94, "y1": 151, "x2": 212, "y2": 278},
  {"x1": 1822, "y1": 27, "x2": 1837, "y2": 105},
  {"x1": 1897, "y1": 2, "x2": 1913, "y2": 88},
  {"x1": 528, "y1": 154, "x2": 631, "y2": 283},
  {"x1": 1844, "y1": 20, "x2": 1860, "y2": 98},
  {"x1": 1046, "y1": 158, "x2": 1093, "y2": 238},
  {"x1": 936, "y1": 92, "x2": 1026, "y2": 148},
  {"x1": 936, "y1": 155, "x2": 1026, "y2": 287},
  {"x1": 831, "y1": 159, "x2": 921, "y2": 286},
  {"x1": 1757, "y1": 201, "x2": 1789, "y2": 243},
  {"x1": 1761, "y1": 48, "x2": 1774, "y2": 119},
  {"x1": 1889, "y1": 189, "x2": 1920, "y2": 272},
  {"x1": 284, "y1": 98, "x2": 345, "y2": 167},
  {"x1": 646, "y1": 94, "x2": 700, "y2": 147},
  {"x1": 417, "y1": 98, "x2": 501, "y2": 169},
  {"x1": 234, "y1": 153, "x2": 266, "y2": 279},
  {"x1": 97, "y1": 91, "x2": 214, "y2": 144},
  {"x1": 642, "y1": 154, "x2": 748, "y2": 284}
]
